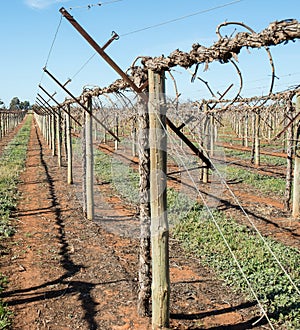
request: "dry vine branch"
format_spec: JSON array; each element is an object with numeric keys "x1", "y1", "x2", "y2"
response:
[
  {"x1": 141, "y1": 19, "x2": 299, "y2": 72},
  {"x1": 60, "y1": 19, "x2": 300, "y2": 108}
]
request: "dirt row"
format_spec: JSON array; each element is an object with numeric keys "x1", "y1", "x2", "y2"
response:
[
  {"x1": 0, "y1": 117, "x2": 277, "y2": 329},
  {"x1": 99, "y1": 140, "x2": 300, "y2": 251}
]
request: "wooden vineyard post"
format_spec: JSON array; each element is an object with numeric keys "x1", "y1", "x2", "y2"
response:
[
  {"x1": 115, "y1": 114, "x2": 119, "y2": 151},
  {"x1": 0, "y1": 113, "x2": 2, "y2": 139},
  {"x1": 132, "y1": 117, "x2": 137, "y2": 157},
  {"x1": 210, "y1": 114, "x2": 215, "y2": 157},
  {"x1": 81, "y1": 111, "x2": 87, "y2": 216},
  {"x1": 202, "y1": 108, "x2": 210, "y2": 183},
  {"x1": 63, "y1": 114, "x2": 68, "y2": 161},
  {"x1": 148, "y1": 69, "x2": 170, "y2": 329},
  {"x1": 293, "y1": 94, "x2": 300, "y2": 218},
  {"x1": 85, "y1": 96, "x2": 95, "y2": 220},
  {"x1": 137, "y1": 97, "x2": 151, "y2": 317},
  {"x1": 244, "y1": 114, "x2": 249, "y2": 147},
  {"x1": 56, "y1": 109, "x2": 62, "y2": 167},
  {"x1": 51, "y1": 112, "x2": 56, "y2": 156},
  {"x1": 41, "y1": 116, "x2": 45, "y2": 141},
  {"x1": 285, "y1": 98, "x2": 294, "y2": 210},
  {"x1": 47, "y1": 115, "x2": 51, "y2": 147},
  {"x1": 66, "y1": 105, "x2": 73, "y2": 184},
  {"x1": 254, "y1": 111, "x2": 261, "y2": 167}
]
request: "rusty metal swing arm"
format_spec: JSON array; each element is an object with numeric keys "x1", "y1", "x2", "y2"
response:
[
  {"x1": 43, "y1": 67, "x2": 120, "y2": 142},
  {"x1": 59, "y1": 7, "x2": 212, "y2": 168},
  {"x1": 37, "y1": 93, "x2": 61, "y2": 117},
  {"x1": 39, "y1": 84, "x2": 82, "y2": 127},
  {"x1": 59, "y1": 7, "x2": 143, "y2": 95}
]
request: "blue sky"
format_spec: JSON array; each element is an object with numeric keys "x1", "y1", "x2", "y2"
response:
[{"x1": 0, "y1": 0, "x2": 299, "y2": 107}]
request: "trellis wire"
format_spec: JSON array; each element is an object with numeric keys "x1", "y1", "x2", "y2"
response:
[
  {"x1": 166, "y1": 103, "x2": 300, "y2": 296},
  {"x1": 153, "y1": 107, "x2": 276, "y2": 329}
]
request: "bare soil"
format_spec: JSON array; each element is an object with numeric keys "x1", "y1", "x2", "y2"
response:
[{"x1": 0, "y1": 118, "x2": 297, "y2": 329}]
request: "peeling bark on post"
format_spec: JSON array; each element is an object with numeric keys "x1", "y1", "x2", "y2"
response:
[
  {"x1": 115, "y1": 115, "x2": 119, "y2": 151},
  {"x1": 210, "y1": 115, "x2": 215, "y2": 157},
  {"x1": 244, "y1": 114, "x2": 249, "y2": 148},
  {"x1": 137, "y1": 97, "x2": 151, "y2": 317},
  {"x1": 148, "y1": 69, "x2": 170, "y2": 329},
  {"x1": 254, "y1": 111, "x2": 261, "y2": 167},
  {"x1": 285, "y1": 99, "x2": 294, "y2": 211},
  {"x1": 293, "y1": 94, "x2": 300, "y2": 218},
  {"x1": 202, "y1": 112, "x2": 210, "y2": 184},
  {"x1": 82, "y1": 111, "x2": 87, "y2": 216},
  {"x1": 132, "y1": 117, "x2": 138, "y2": 157},
  {"x1": 63, "y1": 113, "x2": 68, "y2": 161},
  {"x1": 51, "y1": 113, "x2": 56, "y2": 156},
  {"x1": 86, "y1": 96, "x2": 94, "y2": 220},
  {"x1": 56, "y1": 109, "x2": 62, "y2": 167},
  {"x1": 66, "y1": 105, "x2": 73, "y2": 185}
]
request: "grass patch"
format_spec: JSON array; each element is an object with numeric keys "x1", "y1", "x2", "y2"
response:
[
  {"x1": 225, "y1": 166, "x2": 286, "y2": 196},
  {"x1": 94, "y1": 150, "x2": 139, "y2": 205},
  {"x1": 173, "y1": 204, "x2": 300, "y2": 329},
  {"x1": 94, "y1": 145, "x2": 300, "y2": 328},
  {"x1": 224, "y1": 148, "x2": 286, "y2": 166},
  {"x1": 0, "y1": 114, "x2": 32, "y2": 328}
]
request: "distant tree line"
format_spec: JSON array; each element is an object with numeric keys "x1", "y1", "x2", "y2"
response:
[{"x1": 0, "y1": 97, "x2": 31, "y2": 111}]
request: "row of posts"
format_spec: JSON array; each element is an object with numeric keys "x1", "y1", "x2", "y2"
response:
[
  {"x1": 227, "y1": 96, "x2": 300, "y2": 217},
  {"x1": 35, "y1": 106, "x2": 74, "y2": 186},
  {"x1": 0, "y1": 111, "x2": 26, "y2": 139},
  {"x1": 34, "y1": 70, "x2": 170, "y2": 329},
  {"x1": 34, "y1": 74, "x2": 300, "y2": 329}
]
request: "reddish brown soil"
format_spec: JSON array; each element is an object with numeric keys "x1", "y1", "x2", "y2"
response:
[
  {"x1": 0, "y1": 119, "x2": 293, "y2": 329},
  {"x1": 216, "y1": 141, "x2": 287, "y2": 159},
  {"x1": 99, "y1": 141, "x2": 300, "y2": 251}
]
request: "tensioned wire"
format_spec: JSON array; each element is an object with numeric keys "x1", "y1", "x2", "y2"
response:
[
  {"x1": 151, "y1": 101, "x2": 300, "y2": 328},
  {"x1": 69, "y1": 0, "x2": 244, "y2": 81},
  {"x1": 151, "y1": 107, "x2": 275, "y2": 328},
  {"x1": 176, "y1": 112, "x2": 300, "y2": 297},
  {"x1": 36, "y1": 13, "x2": 63, "y2": 103}
]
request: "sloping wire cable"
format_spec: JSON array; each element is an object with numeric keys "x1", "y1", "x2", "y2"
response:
[
  {"x1": 183, "y1": 120, "x2": 300, "y2": 296},
  {"x1": 153, "y1": 108, "x2": 275, "y2": 328}
]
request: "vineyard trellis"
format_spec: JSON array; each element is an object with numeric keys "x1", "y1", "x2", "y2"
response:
[
  {"x1": 0, "y1": 110, "x2": 26, "y2": 140},
  {"x1": 31, "y1": 9, "x2": 300, "y2": 329}
]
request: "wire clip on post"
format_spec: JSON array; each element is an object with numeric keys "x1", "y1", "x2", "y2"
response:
[{"x1": 102, "y1": 31, "x2": 119, "y2": 50}]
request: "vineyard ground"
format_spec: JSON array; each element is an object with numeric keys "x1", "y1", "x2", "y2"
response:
[
  {"x1": 99, "y1": 141, "x2": 300, "y2": 251},
  {"x1": 0, "y1": 117, "x2": 296, "y2": 329}
]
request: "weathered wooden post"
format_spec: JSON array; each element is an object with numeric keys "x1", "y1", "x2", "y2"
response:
[
  {"x1": 210, "y1": 114, "x2": 215, "y2": 157},
  {"x1": 254, "y1": 110, "x2": 261, "y2": 167},
  {"x1": 85, "y1": 96, "x2": 95, "y2": 220},
  {"x1": 114, "y1": 114, "x2": 119, "y2": 151},
  {"x1": 47, "y1": 115, "x2": 51, "y2": 147},
  {"x1": 132, "y1": 117, "x2": 138, "y2": 157},
  {"x1": 285, "y1": 98, "x2": 294, "y2": 211},
  {"x1": 0, "y1": 113, "x2": 2, "y2": 139},
  {"x1": 66, "y1": 105, "x2": 73, "y2": 185},
  {"x1": 137, "y1": 97, "x2": 151, "y2": 317},
  {"x1": 56, "y1": 109, "x2": 62, "y2": 167},
  {"x1": 202, "y1": 109, "x2": 210, "y2": 183},
  {"x1": 148, "y1": 69, "x2": 170, "y2": 329},
  {"x1": 244, "y1": 114, "x2": 249, "y2": 147},
  {"x1": 82, "y1": 111, "x2": 87, "y2": 216},
  {"x1": 292, "y1": 94, "x2": 300, "y2": 218},
  {"x1": 51, "y1": 112, "x2": 56, "y2": 156}
]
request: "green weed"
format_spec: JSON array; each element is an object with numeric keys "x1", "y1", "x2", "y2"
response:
[
  {"x1": 225, "y1": 166, "x2": 286, "y2": 196},
  {"x1": 173, "y1": 204, "x2": 300, "y2": 329},
  {"x1": 0, "y1": 114, "x2": 32, "y2": 328},
  {"x1": 94, "y1": 150, "x2": 139, "y2": 205}
]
